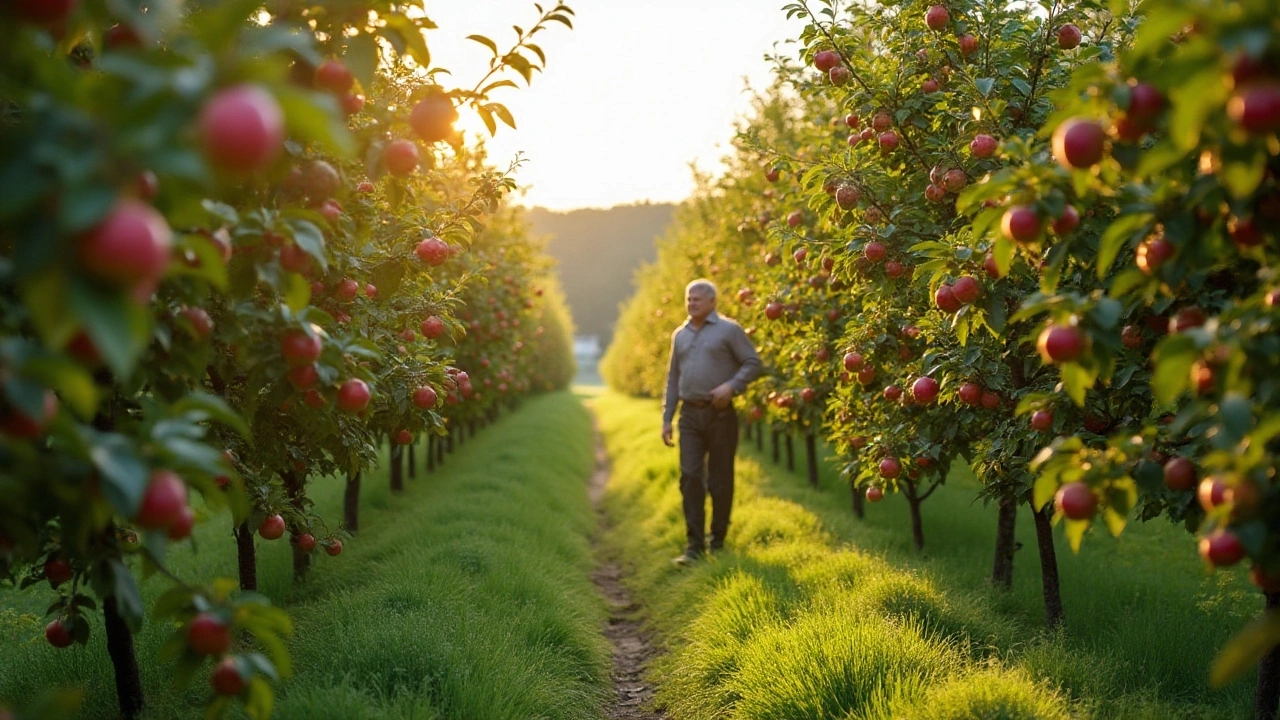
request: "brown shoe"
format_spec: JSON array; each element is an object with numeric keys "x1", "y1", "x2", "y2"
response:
[{"x1": 671, "y1": 549, "x2": 703, "y2": 566}]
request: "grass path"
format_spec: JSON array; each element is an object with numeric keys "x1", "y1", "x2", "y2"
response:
[
  {"x1": 592, "y1": 391, "x2": 1258, "y2": 719},
  {"x1": 2, "y1": 391, "x2": 612, "y2": 719}
]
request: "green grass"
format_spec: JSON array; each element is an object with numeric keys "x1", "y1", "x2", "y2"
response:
[
  {"x1": 592, "y1": 391, "x2": 1259, "y2": 719},
  {"x1": 0, "y1": 392, "x2": 609, "y2": 720}
]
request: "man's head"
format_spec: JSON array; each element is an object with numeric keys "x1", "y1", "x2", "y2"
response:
[{"x1": 685, "y1": 279, "x2": 717, "y2": 321}]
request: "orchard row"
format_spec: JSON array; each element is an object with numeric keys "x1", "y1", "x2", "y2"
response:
[
  {"x1": 0, "y1": 2, "x2": 573, "y2": 719},
  {"x1": 603, "y1": 0, "x2": 1279, "y2": 711}
]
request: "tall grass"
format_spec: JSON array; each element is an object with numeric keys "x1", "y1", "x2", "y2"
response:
[
  {"x1": 593, "y1": 391, "x2": 1257, "y2": 719},
  {"x1": 0, "y1": 392, "x2": 609, "y2": 720}
]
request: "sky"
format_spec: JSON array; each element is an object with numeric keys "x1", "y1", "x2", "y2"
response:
[{"x1": 424, "y1": 1, "x2": 805, "y2": 211}]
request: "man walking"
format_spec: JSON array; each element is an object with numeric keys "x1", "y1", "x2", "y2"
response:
[{"x1": 662, "y1": 279, "x2": 762, "y2": 565}]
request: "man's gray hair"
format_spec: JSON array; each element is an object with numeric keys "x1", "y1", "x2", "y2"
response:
[{"x1": 686, "y1": 278, "x2": 717, "y2": 298}]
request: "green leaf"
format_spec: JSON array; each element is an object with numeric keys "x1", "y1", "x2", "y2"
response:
[
  {"x1": 21, "y1": 354, "x2": 99, "y2": 420},
  {"x1": 245, "y1": 677, "x2": 274, "y2": 720},
  {"x1": 974, "y1": 78, "x2": 995, "y2": 97},
  {"x1": 1152, "y1": 335, "x2": 1197, "y2": 406},
  {"x1": 382, "y1": 14, "x2": 431, "y2": 66},
  {"x1": 1211, "y1": 612, "x2": 1280, "y2": 687},
  {"x1": 489, "y1": 103, "x2": 517, "y2": 130},
  {"x1": 20, "y1": 268, "x2": 77, "y2": 358},
  {"x1": 282, "y1": 271, "x2": 311, "y2": 312},
  {"x1": 1219, "y1": 394, "x2": 1254, "y2": 445},
  {"x1": 467, "y1": 34, "x2": 499, "y2": 56},
  {"x1": 275, "y1": 87, "x2": 355, "y2": 159},
  {"x1": 1090, "y1": 298, "x2": 1122, "y2": 330},
  {"x1": 70, "y1": 281, "x2": 152, "y2": 378},
  {"x1": 1097, "y1": 213, "x2": 1151, "y2": 278},
  {"x1": 1060, "y1": 362, "x2": 1096, "y2": 406},
  {"x1": 1064, "y1": 517, "x2": 1088, "y2": 552},
  {"x1": 172, "y1": 392, "x2": 250, "y2": 438},
  {"x1": 85, "y1": 431, "x2": 149, "y2": 517},
  {"x1": 344, "y1": 34, "x2": 380, "y2": 96},
  {"x1": 109, "y1": 560, "x2": 145, "y2": 633}
]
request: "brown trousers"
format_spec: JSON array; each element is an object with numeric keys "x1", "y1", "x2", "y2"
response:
[{"x1": 677, "y1": 404, "x2": 738, "y2": 552}]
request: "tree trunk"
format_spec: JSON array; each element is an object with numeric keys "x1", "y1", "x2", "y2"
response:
[
  {"x1": 1256, "y1": 592, "x2": 1280, "y2": 720},
  {"x1": 784, "y1": 433, "x2": 795, "y2": 472},
  {"x1": 282, "y1": 470, "x2": 310, "y2": 582},
  {"x1": 390, "y1": 443, "x2": 404, "y2": 493},
  {"x1": 991, "y1": 495, "x2": 1018, "y2": 589},
  {"x1": 804, "y1": 433, "x2": 819, "y2": 489},
  {"x1": 771, "y1": 430, "x2": 780, "y2": 465},
  {"x1": 755, "y1": 425, "x2": 763, "y2": 452},
  {"x1": 344, "y1": 472, "x2": 361, "y2": 533},
  {"x1": 437, "y1": 431, "x2": 447, "y2": 465},
  {"x1": 408, "y1": 443, "x2": 416, "y2": 479},
  {"x1": 469, "y1": 420, "x2": 477, "y2": 439},
  {"x1": 104, "y1": 595, "x2": 144, "y2": 719},
  {"x1": 1032, "y1": 503, "x2": 1065, "y2": 629},
  {"x1": 235, "y1": 521, "x2": 257, "y2": 591},
  {"x1": 743, "y1": 422, "x2": 751, "y2": 441},
  {"x1": 427, "y1": 435, "x2": 436, "y2": 473},
  {"x1": 851, "y1": 482, "x2": 865, "y2": 519},
  {"x1": 906, "y1": 484, "x2": 925, "y2": 551},
  {"x1": 447, "y1": 431, "x2": 455, "y2": 454}
]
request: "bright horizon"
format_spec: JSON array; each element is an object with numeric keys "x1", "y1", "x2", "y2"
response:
[{"x1": 424, "y1": 1, "x2": 805, "y2": 211}]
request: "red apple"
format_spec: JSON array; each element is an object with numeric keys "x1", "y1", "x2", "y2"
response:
[
  {"x1": 1052, "y1": 118, "x2": 1107, "y2": 169},
  {"x1": 842, "y1": 352, "x2": 864, "y2": 371},
  {"x1": 198, "y1": 85, "x2": 284, "y2": 174},
  {"x1": 384, "y1": 139, "x2": 420, "y2": 176},
  {"x1": 1197, "y1": 476, "x2": 1228, "y2": 512},
  {"x1": 334, "y1": 278, "x2": 359, "y2": 302},
  {"x1": 1037, "y1": 324, "x2": 1087, "y2": 364},
  {"x1": 764, "y1": 302, "x2": 784, "y2": 321},
  {"x1": 866, "y1": 486, "x2": 885, "y2": 502},
  {"x1": 44, "y1": 559, "x2": 72, "y2": 587},
  {"x1": 884, "y1": 385, "x2": 903, "y2": 401},
  {"x1": 1001, "y1": 206, "x2": 1043, "y2": 243},
  {"x1": 764, "y1": 166, "x2": 780, "y2": 182},
  {"x1": 314, "y1": 59, "x2": 353, "y2": 94},
  {"x1": 168, "y1": 506, "x2": 195, "y2": 540},
  {"x1": 922, "y1": 77, "x2": 940, "y2": 93},
  {"x1": 970, "y1": 133, "x2": 997, "y2": 158},
  {"x1": 952, "y1": 276, "x2": 980, "y2": 304},
  {"x1": 1031, "y1": 409, "x2": 1054, "y2": 432},
  {"x1": 1169, "y1": 307, "x2": 1207, "y2": 333},
  {"x1": 410, "y1": 94, "x2": 459, "y2": 143},
  {"x1": 925, "y1": 4, "x2": 950, "y2": 31},
  {"x1": 958, "y1": 382, "x2": 981, "y2": 405},
  {"x1": 416, "y1": 237, "x2": 450, "y2": 266},
  {"x1": 188, "y1": 613, "x2": 231, "y2": 655},
  {"x1": 984, "y1": 253, "x2": 1001, "y2": 279},
  {"x1": 1055, "y1": 482, "x2": 1097, "y2": 519},
  {"x1": 813, "y1": 50, "x2": 841, "y2": 72},
  {"x1": 829, "y1": 66, "x2": 852, "y2": 85},
  {"x1": 1163, "y1": 457, "x2": 1196, "y2": 492},
  {"x1": 835, "y1": 185, "x2": 861, "y2": 210},
  {"x1": 337, "y1": 379, "x2": 371, "y2": 412},
  {"x1": 179, "y1": 307, "x2": 212, "y2": 339},
  {"x1": 211, "y1": 657, "x2": 244, "y2": 696},
  {"x1": 258, "y1": 514, "x2": 285, "y2": 540},
  {"x1": 879, "y1": 457, "x2": 902, "y2": 478},
  {"x1": 872, "y1": 111, "x2": 892, "y2": 132},
  {"x1": 394, "y1": 429, "x2": 413, "y2": 445},
  {"x1": 1052, "y1": 205, "x2": 1081, "y2": 235},
  {"x1": 135, "y1": 470, "x2": 188, "y2": 530},
  {"x1": 1228, "y1": 82, "x2": 1280, "y2": 136},
  {"x1": 1125, "y1": 81, "x2": 1165, "y2": 130},
  {"x1": 341, "y1": 93, "x2": 365, "y2": 116},
  {"x1": 325, "y1": 539, "x2": 344, "y2": 556},
  {"x1": 421, "y1": 315, "x2": 446, "y2": 339},
  {"x1": 857, "y1": 365, "x2": 876, "y2": 385},
  {"x1": 279, "y1": 244, "x2": 311, "y2": 273},
  {"x1": 787, "y1": 210, "x2": 804, "y2": 228},
  {"x1": 45, "y1": 618, "x2": 74, "y2": 648},
  {"x1": 79, "y1": 199, "x2": 172, "y2": 291},
  {"x1": 1200, "y1": 531, "x2": 1245, "y2": 567},
  {"x1": 1121, "y1": 324, "x2": 1143, "y2": 349},
  {"x1": 13, "y1": 0, "x2": 79, "y2": 24},
  {"x1": 958, "y1": 34, "x2": 978, "y2": 56},
  {"x1": 980, "y1": 391, "x2": 1001, "y2": 409},
  {"x1": 912, "y1": 376, "x2": 939, "y2": 403},
  {"x1": 935, "y1": 284, "x2": 962, "y2": 313},
  {"x1": 1057, "y1": 23, "x2": 1082, "y2": 49},
  {"x1": 864, "y1": 242, "x2": 886, "y2": 263},
  {"x1": 885, "y1": 261, "x2": 905, "y2": 278},
  {"x1": 878, "y1": 131, "x2": 899, "y2": 153},
  {"x1": 844, "y1": 113, "x2": 859, "y2": 127},
  {"x1": 281, "y1": 330, "x2": 321, "y2": 368},
  {"x1": 413, "y1": 386, "x2": 438, "y2": 409},
  {"x1": 135, "y1": 170, "x2": 158, "y2": 199},
  {"x1": 0, "y1": 389, "x2": 58, "y2": 438},
  {"x1": 293, "y1": 533, "x2": 317, "y2": 552},
  {"x1": 1135, "y1": 237, "x2": 1173, "y2": 274},
  {"x1": 943, "y1": 169, "x2": 966, "y2": 193},
  {"x1": 794, "y1": 247, "x2": 809, "y2": 264}
]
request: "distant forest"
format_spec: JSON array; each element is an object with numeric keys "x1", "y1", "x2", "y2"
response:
[{"x1": 524, "y1": 202, "x2": 675, "y2": 344}]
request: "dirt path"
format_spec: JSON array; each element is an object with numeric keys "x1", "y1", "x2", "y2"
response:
[{"x1": 589, "y1": 423, "x2": 667, "y2": 720}]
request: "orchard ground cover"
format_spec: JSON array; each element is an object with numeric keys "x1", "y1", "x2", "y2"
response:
[
  {"x1": 594, "y1": 391, "x2": 1257, "y2": 719},
  {"x1": 1, "y1": 392, "x2": 610, "y2": 720}
]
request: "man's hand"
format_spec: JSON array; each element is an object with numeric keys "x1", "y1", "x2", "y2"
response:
[
  {"x1": 709, "y1": 383, "x2": 734, "y2": 409},
  {"x1": 661, "y1": 422, "x2": 674, "y2": 447}
]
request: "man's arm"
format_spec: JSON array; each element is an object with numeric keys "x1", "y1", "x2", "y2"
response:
[
  {"x1": 661, "y1": 331, "x2": 680, "y2": 426},
  {"x1": 725, "y1": 324, "x2": 763, "y2": 393}
]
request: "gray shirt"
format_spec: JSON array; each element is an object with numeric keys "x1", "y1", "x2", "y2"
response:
[{"x1": 662, "y1": 311, "x2": 763, "y2": 424}]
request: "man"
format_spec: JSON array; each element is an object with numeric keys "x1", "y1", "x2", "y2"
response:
[{"x1": 662, "y1": 279, "x2": 762, "y2": 565}]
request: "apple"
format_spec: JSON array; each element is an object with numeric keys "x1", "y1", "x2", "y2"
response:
[
  {"x1": 314, "y1": 59, "x2": 353, "y2": 94},
  {"x1": 135, "y1": 470, "x2": 188, "y2": 530},
  {"x1": 1228, "y1": 82, "x2": 1280, "y2": 136},
  {"x1": 866, "y1": 486, "x2": 885, "y2": 502},
  {"x1": 179, "y1": 307, "x2": 212, "y2": 340},
  {"x1": 211, "y1": 657, "x2": 244, "y2": 697},
  {"x1": 1121, "y1": 324, "x2": 1143, "y2": 349},
  {"x1": 864, "y1": 242, "x2": 886, "y2": 263},
  {"x1": 912, "y1": 377, "x2": 939, "y2": 403},
  {"x1": 829, "y1": 66, "x2": 852, "y2": 85},
  {"x1": 135, "y1": 170, "x2": 158, "y2": 200},
  {"x1": 198, "y1": 85, "x2": 284, "y2": 174},
  {"x1": 957, "y1": 382, "x2": 981, "y2": 405},
  {"x1": 1052, "y1": 118, "x2": 1107, "y2": 169},
  {"x1": 303, "y1": 388, "x2": 326, "y2": 408},
  {"x1": 279, "y1": 244, "x2": 312, "y2": 273},
  {"x1": 984, "y1": 253, "x2": 1001, "y2": 279},
  {"x1": 79, "y1": 199, "x2": 172, "y2": 291},
  {"x1": 1037, "y1": 324, "x2": 1087, "y2": 363},
  {"x1": 958, "y1": 34, "x2": 978, "y2": 56},
  {"x1": 764, "y1": 166, "x2": 781, "y2": 182},
  {"x1": 294, "y1": 533, "x2": 317, "y2": 552},
  {"x1": 879, "y1": 457, "x2": 901, "y2": 478},
  {"x1": 341, "y1": 93, "x2": 365, "y2": 116},
  {"x1": 410, "y1": 94, "x2": 459, "y2": 143},
  {"x1": 334, "y1": 278, "x2": 359, "y2": 302},
  {"x1": 935, "y1": 284, "x2": 962, "y2": 313},
  {"x1": 281, "y1": 330, "x2": 321, "y2": 367},
  {"x1": 421, "y1": 315, "x2": 446, "y2": 339},
  {"x1": 1169, "y1": 307, "x2": 1207, "y2": 333},
  {"x1": 952, "y1": 276, "x2": 980, "y2": 304},
  {"x1": 794, "y1": 247, "x2": 809, "y2": 264},
  {"x1": 356, "y1": 181, "x2": 375, "y2": 193},
  {"x1": 979, "y1": 391, "x2": 1000, "y2": 409},
  {"x1": 1125, "y1": 81, "x2": 1165, "y2": 130},
  {"x1": 878, "y1": 131, "x2": 899, "y2": 153},
  {"x1": 871, "y1": 111, "x2": 892, "y2": 132},
  {"x1": 258, "y1": 514, "x2": 285, "y2": 540},
  {"x1": 318, "y1": 199, "x2": 342, "y2": 225},
  {"x1": 800, "y1": 387, "x2": 817, "y2": 403},
  {"x1": 925, "y1": 184, "x2": 947, "y2": 203},
  {"x1": 1135, "y1": 237, "x2": 1173, "y2": 274},
  {"x1": 364, "y1": 283, "x2": 377, "y2": 299},
  {"x1": 1057, "y1": 23, "x2": 1082, "y2": 49},
  {"x1": 1198, "y1": 476, "x2": 1228, "y2": 512},
  {"x1": 337, "y1": 379, "x2": 371, "y2": 412},
  {"x1": 0, "y1": 389, "x2": 58, "y2": 438},
  {"x1": 1029, "y1": 409, "x2": 1054, "y2": 432},
  {"x1": 1001, "y1": 206, "x2": 1043, "y2": 243},
  {"x1": 1052, "y1": 204, "x2": 1082, "y2": 236},
  {"x1": 44, "y1": 559, "x2": 72, "y2": 587},
  {"x1": 1159, "y1": 456, "x2": 1196, "y2": 492},
  {"x1": 188, "y1": 613, "x2": 231, "y2": 655},
  {"x1": 813, "y1": 50, "x2": 841, "y2": 72},
  {"x1": 925, "y1": 4, "x2": 949, "y2": 31},
  {"x1": 787, "y1": 210, "x2": 804, "y2": 228},
  {"x1": 857, "y1": 365, "x2": 877, "y2": 385},
  {"x1": 1267, "y1": 288, "x2": 1280, "y2": 308},
  {"x1": 384, "y1": 139, "x2": 420, "y2": 176},
  {"x1": 970, "y1": 134, "x2": 997, "y2": 158},
  {"x1": 883, "y1": 385, "x2": 903, "y2": 401},
  {"x1": 394, "y1": 430, "x2": 414, "y2": 445},
  {"x1": 943, "y1": 169, "x2": 966, "y2": 193},
  {"x1": 412, "y1": 386, "x2": 439, "y2": 409},
  {"x1": 922, "y1": 77, "x2": 940, "y2": 93},
  {"x1": 1055, "y1": 482, "x2": 1097, "y2": 519},
  {"x1": 835, "y1": 184, "x2": 861, "y2": 210},
  {"x1": 885, "y1": 261, "x2": 905, "y2": 278},
  {"x1": 168, "y1": 506, "x2": 195, "y2": 540},
  {"x1": 1252, "y1": 564, "x2": 1280, "y2": 593},
  {"x1": 842, "y1": 352, "x2": 864, "y2": 371},
  {"x1": 1230, "y1": 215, "x2": 1264, "y2": 248},
  {"x1": 1200, "y1": 531, "x2": 1245, "y2": 567},
  {"x1": 45, "y1": 618, "x2": 74, "y2": 648},
  {"x1": 764, "y1": 302, "x2": 784, "y2": 321},
  {"x1": 325, "y1": 539, "x2": 343, "y2": 556},
  {"x1": 13, "y1": 0, "x2": 79, "y2": 24},
  {"x1": 844, "y1": 113, "x2": 859, "y2": 127},
  {"x1": 416, "y1": 237, "x2": 450, "y2": 266}
]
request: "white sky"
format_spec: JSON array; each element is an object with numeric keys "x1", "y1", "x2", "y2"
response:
[{"x1": 424, "y1": 1, "x2": 804, "y2": 210}]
